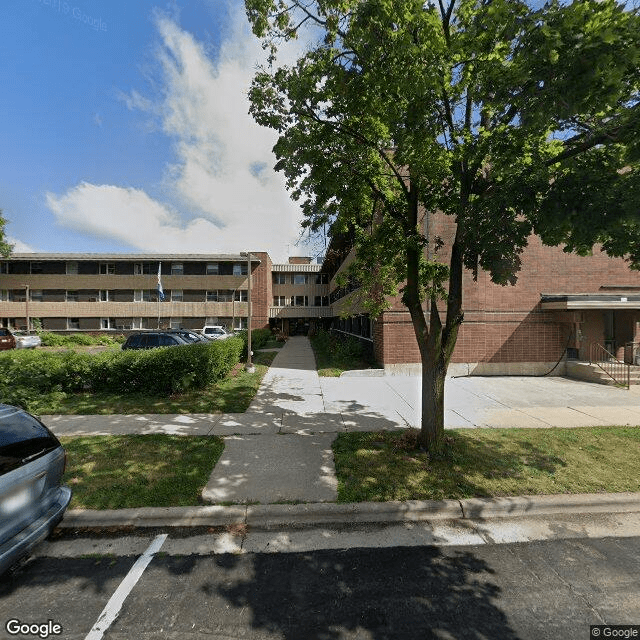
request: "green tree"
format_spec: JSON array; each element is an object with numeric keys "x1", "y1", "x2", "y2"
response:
[
  {"x1": 0, "y1": 210, "x2": 12, "y2": 257},
  {"x1": 246, "y1": 0, "x2": 640, "y2": 450}
]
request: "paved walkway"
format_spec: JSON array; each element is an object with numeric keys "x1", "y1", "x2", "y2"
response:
[{"x1": 42, "y1": 336, "x2": 640, "y2": 505}]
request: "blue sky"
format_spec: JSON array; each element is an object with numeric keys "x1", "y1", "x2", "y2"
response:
[{"x1": 0, "y1": 0, "x2": 305, "y2": 261}]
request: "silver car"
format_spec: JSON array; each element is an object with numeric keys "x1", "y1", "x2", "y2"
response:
[
  {"x1": 13, "y1": 332, "x2": 42, "y2": 349},
  {"x1": 0, "y1": 405, "x2": 71, "y2": 575}
]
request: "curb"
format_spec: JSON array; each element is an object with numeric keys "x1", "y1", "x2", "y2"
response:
[{"x1": 59, "y1": 492, "x2": 640, "y2": 531}]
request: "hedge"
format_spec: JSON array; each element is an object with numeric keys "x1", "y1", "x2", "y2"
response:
[
  {"x1": 0, "y1": 337, "x2": 244, "y2": 399},
  {"x1": 39, "y1": 332, "x2": 126, "y2": 346},
  {"x1": 236, "y1": 328, "x2": 272, "y2": 357}
]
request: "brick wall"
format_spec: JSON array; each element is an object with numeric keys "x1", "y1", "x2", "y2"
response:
[
  {"x1": 251, "y1": 252, "x2": 271, "y2": 329},
  {"x1": 370, "y1": 212, "x2": 640, "y2": 366}
]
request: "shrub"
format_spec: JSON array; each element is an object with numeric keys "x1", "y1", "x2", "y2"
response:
[
  {"x1": 236, "y1": 328, "x2": 273, "y2": 356},
  {"x1": 0, "y1": 337, "x2": 244, "y2": 400},
  {"x1": 39, "y1": 332, "x2": 126, "y2": 347}
]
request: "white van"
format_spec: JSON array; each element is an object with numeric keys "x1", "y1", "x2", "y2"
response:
[{"x1": 201, "y1": 325, "x2": 232, "y2": 340}]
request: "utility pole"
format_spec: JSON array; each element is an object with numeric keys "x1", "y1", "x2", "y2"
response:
[
  {"x1": 23, "y1": 284, "x2": 30, "y2": 334},
  {"x1": 240, "y1": 253, "x2": 255, "y2": 373}
]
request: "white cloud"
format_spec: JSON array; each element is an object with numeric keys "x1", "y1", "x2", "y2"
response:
[
  {"x1": 50, "y1": 6, "x2": 308, "y2": 261},
  {"x1": 7, "y1": 236, "x2": 37, "y2": 253}
]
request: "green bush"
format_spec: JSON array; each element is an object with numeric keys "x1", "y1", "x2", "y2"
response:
[
  {"x1": 236, "y1": 328, "x2": 273, "y2": 356},
  {"x1": 0, "y1": 337, "x2": 244, "y2": 401},
  {"x1": 39, "y1": 332, "x2": 126, "y2": 347}
]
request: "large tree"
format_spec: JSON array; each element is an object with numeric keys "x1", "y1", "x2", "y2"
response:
[{"x1": 246, "y1": 0, "x2": 640, "y2": 449}]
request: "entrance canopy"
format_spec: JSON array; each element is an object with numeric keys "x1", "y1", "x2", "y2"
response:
[{"x1": 541, "y1": 293, "x2": 640, "y2": 310}]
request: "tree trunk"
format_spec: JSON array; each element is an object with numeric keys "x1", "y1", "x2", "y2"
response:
[{"x1": 419, "y1": 349, "x2": 446, "y2": 450}]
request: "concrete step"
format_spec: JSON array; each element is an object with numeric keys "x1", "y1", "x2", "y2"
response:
[{"x1": 565, "y1": 361, "x2": 640, "y2": 386}]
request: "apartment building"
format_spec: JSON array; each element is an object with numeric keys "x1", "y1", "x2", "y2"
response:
[
  {"x1": 0, "y1": 253, "x2": 329, "y2": 334},
  {"x1": 322, "y1": 211, "x2": 640, "y2": 375}
]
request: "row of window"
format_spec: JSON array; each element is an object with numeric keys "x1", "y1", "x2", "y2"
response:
[
  {"x1": 0, "y1": 261, "x2": 249, "y2": 276},
  {"x1": 273, "y1": 273, "x2": 328, "y2": 285},
  {"x1": 273, "y1": 296, "x2": 329, "y2": 307},
  {"x1": 5, "y1": 316, "x2": 249, "y2": 332},
  {"x1": 0, "y1": 290, "x2": 250, "y2": 303}
]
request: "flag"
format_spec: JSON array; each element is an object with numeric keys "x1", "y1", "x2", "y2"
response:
[{"x1": 157, "y1": 262, "x2": 165, "y2": 301}]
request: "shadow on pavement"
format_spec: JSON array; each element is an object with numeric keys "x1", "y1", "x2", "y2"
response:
[{"x1": 204, "y1": 546, "x2": 518, "y2": 639}]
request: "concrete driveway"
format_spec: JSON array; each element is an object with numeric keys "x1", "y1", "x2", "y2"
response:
[{"x1": 320, "y1": 374, "x2": 640, "y2": 430}]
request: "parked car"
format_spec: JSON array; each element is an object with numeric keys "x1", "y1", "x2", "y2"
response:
[
  {"x1": 13, "y1": 332, "x2": 42, "y2": 349},
  {"x1": 0, "y1": 405, "x2": 71, "y2": 575},
  {"x1": 121, "y1": 332, "x2": 190, "y2": 350},
  {"x1": 0, "y1": 328, "x2": 16, "y2": 351},
  {"x1": 201, "y1": 325, "x2": 232, "y2": 340},
  {"x1": 165, "y1": 329, "x2": 211, "y2": 344}
]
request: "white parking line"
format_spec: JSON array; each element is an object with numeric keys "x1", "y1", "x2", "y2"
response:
[{"x1": 84, "y1": 534, "x2": 167, "y2": 640}]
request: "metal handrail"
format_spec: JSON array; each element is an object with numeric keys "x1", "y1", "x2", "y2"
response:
[{"x1": 589, "y1": 343, "x2": 630, "y2": 389}]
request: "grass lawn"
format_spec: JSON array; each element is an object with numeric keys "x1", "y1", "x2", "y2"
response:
[
  {"x1": 310, "y1": 330, "x2": 381, "y2": 377},
  {"x1": 333, "y1": 427, "x2": 640, "y2": 502},
  {"x1": 28, "y1": 351, "x2": 277, "y2": 415},
  {"x1": 60, "y1": 434, "x2": 224, "y2": 509},
  {"x1": 258, "y1": 338, "x2": 285, "y2": 350}
]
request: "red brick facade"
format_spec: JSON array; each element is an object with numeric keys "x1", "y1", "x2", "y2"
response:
[{"x1": 362, "y1": 212, "x2": 640, "y2": 371}]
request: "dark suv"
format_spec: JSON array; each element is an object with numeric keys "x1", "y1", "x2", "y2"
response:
[{"x1": 121, "y1": 332, "x2": 189, "y2": 350}]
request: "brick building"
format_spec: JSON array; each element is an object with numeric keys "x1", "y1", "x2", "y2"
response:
[
  {"x1": 0, "y1": 253, "x2": 330, "y2": 334},
  {"x1": 322, "y1": 211, "x2": 640, "y2": 376},
  {"x1": 3, "y1": 238, "x2": 639, "y2": 377}
]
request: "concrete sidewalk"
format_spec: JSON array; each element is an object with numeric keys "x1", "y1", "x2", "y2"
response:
[{"x1": 42, "y1": 336, "x2": 640, "y2": 508}]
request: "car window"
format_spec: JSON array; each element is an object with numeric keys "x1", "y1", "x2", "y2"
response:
[
  {"x1": 0, "y1": 411, "x2": 60, "y2": 475},
  {"x1": 126, "y1": 335, "x2": 142, "y2": 348},
  {"x1": 159, "y1": 334, "x2": 176, "y2": 346},
  {"x1": 0, "y1": 329, "x2": 9, "y2": 336},
  {"x1": 143, "y1": 335, "x2": 159, "y2": 347}
]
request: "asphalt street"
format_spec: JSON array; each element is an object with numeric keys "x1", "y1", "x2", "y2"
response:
[{"x1": 1, "y1": 534, "x2": 638, "y2": 640}]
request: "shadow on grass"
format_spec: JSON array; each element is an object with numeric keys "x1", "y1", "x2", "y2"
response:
[
  {"x1": 60, "y1": 434, "x2": 224, "y2": 509},
  {"x1": 333, "y1": 430, "x2": 568, "y2": 502}
]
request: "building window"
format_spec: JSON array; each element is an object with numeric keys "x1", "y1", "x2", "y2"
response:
[
  {"x1": 206, "y1": 263, "x2": 219, "y2": 275},
  {"x1": 68, "y1": 318, "x2": 80, "y2": 330},
  {"x1": 100, "y1": 263, "x2": 116, "y2": 275},
  {"x1": 30, "y1": 290, "x2": 43, "y2": 302},
  {"x1": 207, "y1": 290, "x2": 233, "y2": 302},
  {"x1": 171, "y1": 290, "x2": 183, "y2": 302},
  {"x1": 134, "y1": 263, "x2": 155, "y2": 275},
  {"x1": 66, "y1": 261, "x2": 79, "y2": 275},
  {"x1": 315, "y1": 273, "x2": 328, "y2": 284},
  {"x1": 273, "y1": 273, "x2": 288, "y2": 285},
  {"x1": 30, "y1": 262, "x2": 43, "y2": 274},
  {"x1": 134, "y1": 290, "x2": 143, "y2": 302},
  {"x1": 99, "y1": 290, "x2": 112, "y2": 302},
  {"x1": 171, "y1": 263, "x2": 184, "y2": 275},
  {"x1": 293, "y1": 296, "x2": 308, "y2": 306},
  {"x1": 66, "y1": 291, "x2": 79, "y2": 302},
  {"x1": 293, "y1": 274, "x2": 308, "y2": 285},
  {"x1": 233, "y1": 263, "x2": 248, "y2": 276},
  {"x1": 101, "y1": 318, "x2": 116, "y2": 329},
  {"x1": 0, "y1": 263, "x2": 7, "y2": 274},
  {"x1": 205, "y1": 316, "x2": 218, "y2": 325},
  {"x1": 233, "y1": 317, "x2": 247, "y2": 330},
  {"x1": 234, "y1": 290, "x2": 248, "y2": 302},
  {"x1": 142, "y1": 290, "x2": 154, "y2": 302},
  {"x1": 273, "y1": 296, "x2": 287, "y2": 306},
  {"x1": 132, "y1": 317, "x2": 143, "y2": 329},
  {"x1": 170, "y1": 317, "x2": 182, "y2": 329}
]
